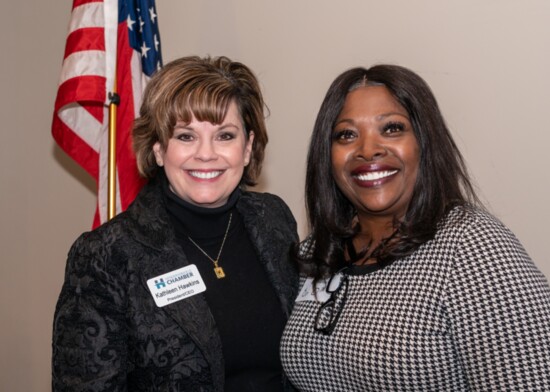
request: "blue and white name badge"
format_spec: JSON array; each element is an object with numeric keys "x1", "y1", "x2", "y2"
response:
[
  {"x1": 147, "y1": 265, "x2": 206, "y2": 307},
  {"x1": 296, "y1": 277, "x2": 332, "y2": 303}
]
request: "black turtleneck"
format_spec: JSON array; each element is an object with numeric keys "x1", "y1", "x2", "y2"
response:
[{"x1": 162, "y1": 180, "x2": 287, "y2": 392}]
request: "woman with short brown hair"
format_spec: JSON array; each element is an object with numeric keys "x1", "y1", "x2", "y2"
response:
[{"x1": 53, "y1": 56, "x2": 298, "y2": 392}]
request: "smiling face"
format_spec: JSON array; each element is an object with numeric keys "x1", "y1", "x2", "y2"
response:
[
  {"x1": 153, "y1": 101, "x2": 254, "y2": 208},
  {"x1": 331, "y1": 85, "x2": 420, "y2": 223}
]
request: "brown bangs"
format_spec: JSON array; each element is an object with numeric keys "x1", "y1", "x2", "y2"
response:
[{"x1": 172, "y1": 87, "x2": 235, "y2": 127}]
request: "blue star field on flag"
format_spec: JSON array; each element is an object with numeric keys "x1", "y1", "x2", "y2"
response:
[{"x1": 121, "y1": 0, "x2": 162, "y2": 76}]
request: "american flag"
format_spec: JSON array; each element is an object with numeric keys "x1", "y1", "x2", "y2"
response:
[{"x1": 52, "y1": 0, "x2": 162, "y2": 228}]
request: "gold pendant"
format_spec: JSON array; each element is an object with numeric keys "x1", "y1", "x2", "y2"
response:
[{"x1": 214, "y1": 266, "x2": 226, "y2": 279}]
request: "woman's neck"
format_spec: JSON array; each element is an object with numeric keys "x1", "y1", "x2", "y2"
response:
[
  {"x1": 350, "y1": 213, "x2": 399, "y2": 265},
  {"x1": 355, "y1": 214, "x2": 396, "y2": 245},
  {"x1": 162, "y1": 176, "x2": 240, "y2": 239}
]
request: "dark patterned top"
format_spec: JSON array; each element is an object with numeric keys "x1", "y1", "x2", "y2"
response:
[
  {"x1": 52, "y1": 176, "x2": 299, "y2": 392},
  {"x1": 280, "y1": 205, "x2": 550, "y2": 391}
]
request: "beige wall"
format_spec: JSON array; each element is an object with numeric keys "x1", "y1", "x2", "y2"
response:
[{"x1": 1, "y1": 0, "x2": 548, "y2": 390}]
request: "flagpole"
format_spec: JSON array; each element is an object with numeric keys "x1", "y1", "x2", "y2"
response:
[
  {"x1": 53, "y1": 0, "x2": 161, "y2": 228},
  {"x1": 108, "y1": 88, "x2": 120, "y2": 221}
]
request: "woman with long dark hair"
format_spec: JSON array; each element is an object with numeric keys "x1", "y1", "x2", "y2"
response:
[{"x1": 280, "y1": 65, "x2": 550, "y2": 391}]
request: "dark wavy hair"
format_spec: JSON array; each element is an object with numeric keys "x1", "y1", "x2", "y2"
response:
[
  {"x1": 133, "y1": 55, "x2": 268, "y2": 186},
  {"x1": 299, "y1": 64, "x2": 480, "y2": 279}
]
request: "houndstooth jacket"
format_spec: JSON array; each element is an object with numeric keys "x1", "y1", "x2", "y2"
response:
[{"x1": 280, "y1": 205, "x2": 550, "y2": 391}]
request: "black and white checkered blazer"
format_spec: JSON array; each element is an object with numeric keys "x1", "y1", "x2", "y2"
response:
[{"x1": 281, "y1": 205, "x2": 550, "y2": 391}]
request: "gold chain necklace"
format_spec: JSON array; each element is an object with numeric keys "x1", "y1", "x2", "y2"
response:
[{"x1": 187, "y1": 213, "x2": 232, "y2": 279}]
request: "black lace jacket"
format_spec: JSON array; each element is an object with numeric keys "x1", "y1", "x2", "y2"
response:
[{"x1": 52, "y1": 177, "x2": 299, "y2": 391}]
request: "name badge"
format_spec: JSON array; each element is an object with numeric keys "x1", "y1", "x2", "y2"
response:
[
  {"x1": 296, "y1": 277, "x2": 331, "y2": 303},
  {"x1": 147, "y1": 265, "x2": 206, "y2": 307}
]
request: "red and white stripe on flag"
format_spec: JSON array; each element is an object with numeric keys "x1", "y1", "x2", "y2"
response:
[{"x1": 52, "y1": 0, "x2": 162, "y2": 228}]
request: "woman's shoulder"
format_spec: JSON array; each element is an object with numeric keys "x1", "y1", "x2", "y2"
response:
[
  {"x1": 73, "y1": 180, "x2": 171, "y2": 252},
  {"x1": 238, "y1": 191, "x2": 298, "y2": 239},
  {"x1": 438, "y1": 204, "x2": 510, "y2": 238},
  {"x1": 240, "y1": 190, "x2": 288, "y2": 206},
  {"x1": 421, "y1": 204, "x2": 527, "y2": 267},
  {"x1": 66, "y1": 211, "x2": 135, "y2": 264},
  {"x1": 297, "y1": 235, "x2": 315, "y2": 258},
  {"x1": 437, "y1": 204, "x2": 537, "y2": 271},
  {"x1": 239, "y1": 191, "x2": 294, "y2": 218},
  {"x1": 77, "y1": 206, "x2": 136, "y2": 238}
]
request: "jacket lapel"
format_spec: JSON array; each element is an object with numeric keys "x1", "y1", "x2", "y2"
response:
[
  {"x1": 128, "y1": 178, "x2": 224, "y2": 390},
  {"x1": 237, "y1": 192, "x2": 300, "y2": 317}
]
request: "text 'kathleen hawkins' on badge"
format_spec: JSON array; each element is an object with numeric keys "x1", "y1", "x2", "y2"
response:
[{"x1": 147, "y1": 264, "x2": 206, "y2": 307}]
